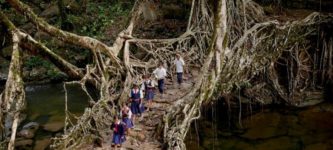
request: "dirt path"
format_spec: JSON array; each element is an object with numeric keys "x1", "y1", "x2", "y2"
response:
[{"x1": 94, "y1": 72, "x2": 197, "y2": 150}]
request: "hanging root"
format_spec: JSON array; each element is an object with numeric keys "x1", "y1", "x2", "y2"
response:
[{"x1": 1, "y1": 0, "x2": 332, "y2": 149}]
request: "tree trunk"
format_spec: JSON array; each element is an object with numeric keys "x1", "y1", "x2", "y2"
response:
[{"x1": 0, "y1": 12, "x2": 25, "y2": 149}]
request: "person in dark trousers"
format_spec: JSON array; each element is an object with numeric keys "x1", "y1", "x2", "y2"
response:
[
  {"x1": 173, "y1": 53, "x2": 185, "y2": 88},
  {"x1": 129, "y1": 83, "x2": 144, "y2": 124},
  {"x1": 111, "y1": 116, "x2": 126, "y2": 148},
  {"x1": 153, "y1": 63, "x2": 167, "y2": 98}
]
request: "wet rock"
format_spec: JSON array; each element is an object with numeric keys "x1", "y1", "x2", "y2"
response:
[
  {"x1": 15, "y1": 139, "x2": 33, "y2": 147},
  {"x1": 254, "y1": 137, "x2": 297, "y2": 150},
  {"x1": 242, "y1": 112, "x2": 281, "y2": 128},
  {"x1": 18, "y1": 122, "x2": 39, "y2": 139},
  {"x1": 233, "y1": 141, "x2": 256, "y2": 150},
  {"x1": 243, "y1": 83, "x2": 273, "y2": 104},
  {"x1": 304, "y1": 143, "x2": 328, "y2": 150},
  {"x1": 294, "y1": 91, "x2": 324, "y2": 107},
  {"x1": 0, "y1": 72, "x2": 7, "y2": 83},
  {"x1": 33, "y1": 138, "x2": 51, "y2": 150},
  {"x1": 241, "y1": 112, "x2": 287, "y2": 140},
  {"x1": 29, "y1": 67, "x2": 47, "y2": 80},
  {"x1": 299, "y1": 132, "x2": 333, "y2": 145},
  {"x1": 286, "y1": 116, "x2": 307, "y2": 136},
  {"x1": 23, "y1": 122, "x2": 39, "y2": 130},
  {"x1": 318, "y1": 104, "x2": 333, "y2": 113},
  {"x1": 18, "y1": 129, "x2": 35, "y2": 139},
  {"x1": 298, "y1": 108, "x2": 333, "y2": 131},
  {"x1": 1, "y1": 46, "x2": 12, "y2": 58},
  {"x1": 241, "y1": 127, "x2": 285, "y2": 140},
  {"x1": 43, "y1": 122, "x2": 64, "y2": 132}
]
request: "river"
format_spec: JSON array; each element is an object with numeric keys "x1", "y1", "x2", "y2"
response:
[
  {"x1": 20, "y1": 83, "x2": 89, "y2": 149},
  {"x1": 185, "y1": 101, "x2": 333, "y2": 150}
]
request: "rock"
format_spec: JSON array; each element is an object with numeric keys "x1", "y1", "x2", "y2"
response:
[
  {"x1": 294, "y1": 91, "x2": 324, "y2": 107},
  {"x1": 43, "y1": 122, "x2": 64, "y2": 132},
  {"x1": 22, "y1": 122, "x2": 39, "y2": 130},
  {"x1": 33, "y1": 138, "x2": 51, "y2": 150},
  {"x1": 18, "y1": 129, "x2": 35, "y2": 139},
  {"x1": 34, "y1": 31, "x2": 51, "y2": 41},
  {"x1": 243, "y1": 83, "x2": 273, "y2": 104},
  {"x1": 233, "y1": 141, "x2": 256, "y2": 150},
  {"x1": 128, "y1": 130, "x2": 145, "y2": 142},
  {"x1": 254, "y1": 137, "x2": 298, "y2": 150},
  {"x1": 240, "y1": 112, "x2": 288, "y2": 140},
  {"x1": 304, "y1": 143, "x2": 328, "y2": 150},
  {"x1": 19, "y1": 23, "x2": 35, "y2": 34},
  {"x1": 286, "y1": 116, "x2": 307, "y2": 136},
  {"x1": 18, "y1": 122, "x2": 39, "y2": 139},
  {"x1": 298, "y1": 107, "x2": 333, "y2": 131},
  {"x1": 40, "y1": 5, "x2": 59, "y2": 17},
  {"x1": 241, "y1": 127, "x2": 285, "y2": 140},
  {"x1": 137, "y1": 132, "x2": 146, "y2": 142},
  {"x1": 29, "y1": 67, "x2": 47, "y2": 80},
  {"x1": 242, "y1": 112, "x2": 281, "y2": 129},
  {"x1": 15, "y1": 139, "x2": 33, "y2": 147},
  {"x1": 1, "y1": 46, "x2": 12, "y2": 58},
  {"x1": 318, "y1": 104, "x2": 333, "y2": 113},
  {"x1": 0, "y1": 72, "x2": 7, "y2": 82}
]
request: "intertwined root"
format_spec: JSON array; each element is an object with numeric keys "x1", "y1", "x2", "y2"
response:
[{"x1": 0, "y1": 0, "x2": 332, "y2": 149}]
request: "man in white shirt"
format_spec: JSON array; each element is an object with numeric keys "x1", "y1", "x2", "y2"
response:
[
  {"x1": 153, "y1": 62, "x2": 167, "y2": 97},
  {"x1": 174, "y1": 53, "x2": 185, "y2": 87}
]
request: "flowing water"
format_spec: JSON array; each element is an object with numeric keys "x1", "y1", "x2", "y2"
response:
[
  {"x1": 185, "y1": 101, "x2": 333, "y2": 150},
  {"x1": 20, "y1": 83, "x2": 89, "y2": 149}
]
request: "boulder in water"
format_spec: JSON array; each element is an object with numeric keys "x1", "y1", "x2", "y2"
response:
[
  {"x1": 15, "y1": 139, "x2": 33, "y2": 148},
  {"x1": 18, "y1": 122, "x2": 39, "y2": 139},
  {"x1": 22, "y1": 122, "x2": 39, "y2": 130},
  {"x1": 43, "y1": 122, "x2": 64, "y2": 132}
]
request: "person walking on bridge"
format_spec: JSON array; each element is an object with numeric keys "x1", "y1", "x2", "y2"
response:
[
  {"x1": 142, "y1": 74, "x2": 157, "y2": 111},
  {"x1": 153, "y1": 62, "x2": 167, "y2": 98},
  {"x1": 129, "y1": 83, "x2": 144, "y2": 124},
  {"x1": 174, "y1": 53, "x2": 185, "y2": 88}
]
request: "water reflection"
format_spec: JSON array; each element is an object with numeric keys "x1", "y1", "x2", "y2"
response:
[
  {"x1": 21, "y1": 83, "x2": 89, "y2": 149},
  {"x1": 185, "y1": 102, "x2": 333, "y2": 150}
]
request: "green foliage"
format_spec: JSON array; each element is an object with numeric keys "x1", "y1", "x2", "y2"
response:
[
  {"x1": 78, "y1": 2, "x2": 132, "y2": 38},
  {"x1": 47, "y1": 69, "x2": 67, "y2": 81},
  {"x1": 24, "y1": 56, "x2": 68, "y2": 81},
  {"x1": 24, "y1": 56, "x2": 51, "y2": 69}
]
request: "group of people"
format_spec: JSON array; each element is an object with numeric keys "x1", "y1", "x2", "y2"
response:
[{"x1": 111, "y1": 54, "x2": 186, "y2": 148}]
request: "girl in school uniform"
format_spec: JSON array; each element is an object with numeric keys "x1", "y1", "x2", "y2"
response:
[
  {"x1": 142, "y1": 74, "x2": 157, "y2": 111},
  {"x1": 121, "y1": 103, "x2": 134, "y2": 129},
  {"x1": 129, "y1": 83, "x2": 144, "y2": 124},
  {"x1": 111, "y1": 116, "x2": 126, "y2": 148}
]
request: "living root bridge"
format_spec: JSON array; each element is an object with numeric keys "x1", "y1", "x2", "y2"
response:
[
  {"x1": 0, "y1": 0, "x2": 332, "y2": 149},
  {"x1": 161, "y1": 1, "x2": 333, "y2": 150}
]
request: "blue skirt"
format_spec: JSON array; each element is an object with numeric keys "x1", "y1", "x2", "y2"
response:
[
  {"x1": 112, "y1": 133, "x2": 125, "y2": 144},
  {"x1": 131, "y1": 101, "x2": 141, "y2": 114},
  {"x1": 123, "y1": 117, "x2": 134, "y2": 128},
  {"x1": 145, "y1": 90, "x2": 154, "y2": 100}
]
